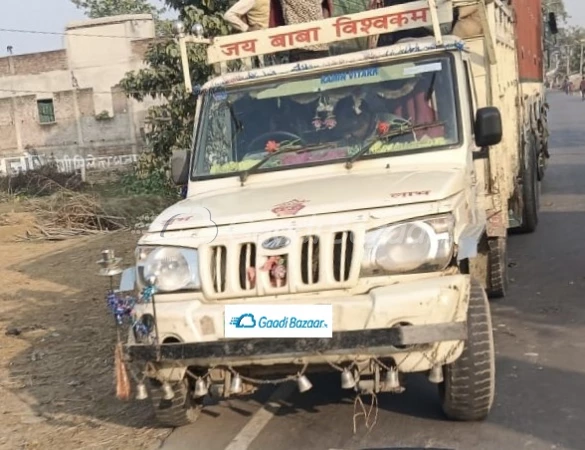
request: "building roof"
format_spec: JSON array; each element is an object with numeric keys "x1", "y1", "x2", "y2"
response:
[{"x1": 66, "y1": 14, "x2": 154, "y2": 31}]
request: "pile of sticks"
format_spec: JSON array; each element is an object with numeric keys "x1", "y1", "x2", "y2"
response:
[{"x1": 18, "y1": 191, "x2": 129, "y2": 241}]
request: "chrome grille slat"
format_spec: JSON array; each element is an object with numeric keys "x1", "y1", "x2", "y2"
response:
[
  {"x1": 211, "y1": 245, "x2": 226, "y2": 293},
  {"x1": 340, "y1": 232, "x2": 348, "y2": 281},
  {"x1": 307, "y1": 236, "x2": 314, "y2": 285},
  {"x1": 241, "y1": 243, "x2": 254, "y2": 290}
]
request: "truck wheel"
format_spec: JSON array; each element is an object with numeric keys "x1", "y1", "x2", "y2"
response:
[
  {"x1": 486, "y1": 237, "x2": 508, "y2": 299},
  {"x1": 148, "y1": 378, "x2": 201, "y2": 427},
  {"x1": 517, "y1": 133, "x2": 540, "y2": 233},
  {"x1": 439, "y1": 281, "x2": 495, "y2": 421}
]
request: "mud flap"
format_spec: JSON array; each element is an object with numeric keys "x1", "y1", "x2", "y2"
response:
[{"x1": 486, "y1": 210, "x2": 507, "y2": 237}]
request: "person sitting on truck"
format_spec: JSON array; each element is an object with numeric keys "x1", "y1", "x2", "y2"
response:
[
  {"x1": 377, "y1": 0, "x2": 433, "y2": 47},
  {"x1": 224, "y1": 0, "x2": 272, "y2": 32},
  {"x1": 279, "y1": 0, "x2": 333, "y2": 62},
  {"x1": 334, "y1": 87, "x2": 447, "y2": 147},
  {"x1": 333, "y1": 97, "x2": 405, "y2": 144}
]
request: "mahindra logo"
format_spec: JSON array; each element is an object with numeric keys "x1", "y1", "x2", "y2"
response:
[{"x1": 262, "y1": 236, "x2": 291, "y2": 250}]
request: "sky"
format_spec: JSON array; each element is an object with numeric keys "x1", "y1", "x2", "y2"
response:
[
  {"x1": 0, "y1": 0, "x2": 171, "y2": 56},
  {"x1": 0, "y1": 0, "x2": 584, "y2": 56},
  {"x1": 562, "y1": 0, "x2": 585, "y2": 26}
]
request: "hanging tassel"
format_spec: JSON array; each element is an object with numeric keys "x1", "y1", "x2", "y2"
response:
[{"x1": 115, "y1": 343, "x2": 131, "y2": 401}]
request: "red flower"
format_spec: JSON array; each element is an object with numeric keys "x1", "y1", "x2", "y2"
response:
[
  {"x1": 265, "y1": 140, "x2": 280, "y2": 152},
  {"x1": 377, "y1": 121, "x2": 390, "y2": 135},
  {"x1": 324, "y1": 117, "x2": 337, "y2": 129}
]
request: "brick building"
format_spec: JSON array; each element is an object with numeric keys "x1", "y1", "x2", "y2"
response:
[{"x1": 0, "y1": 14, "x2": 160, "y2": 174}]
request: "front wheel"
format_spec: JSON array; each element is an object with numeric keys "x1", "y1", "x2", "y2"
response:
[
  {"x1": 439, "y1": 280, "x2": 495, "y2": 421},
  {"x1": 148, "y1": 378, "x2": 202, "y2": 427}
]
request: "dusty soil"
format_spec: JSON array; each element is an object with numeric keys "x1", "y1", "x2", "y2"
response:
[{"x1": 0, "y1": 208, "x2": 171, "y2": 450}]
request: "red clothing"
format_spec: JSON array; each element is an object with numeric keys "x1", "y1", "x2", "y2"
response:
[{"x1": 393, "y1": 89, "x2": 445, "y2": 139}]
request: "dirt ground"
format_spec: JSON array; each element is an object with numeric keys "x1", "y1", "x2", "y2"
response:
[{"x1": 0, "y1": 208, "x2": 172, "y2": 450}]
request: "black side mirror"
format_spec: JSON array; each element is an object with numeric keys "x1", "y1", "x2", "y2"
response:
[
  {"x1": 171, "y1": 149, "x2": 191, "y2": 185},
  {"x1": 548, "y1": 12, "x2": 558, "y2": 35},
  {"x1": 474, "y1": 107, "x2": 502, "y2": 147}
]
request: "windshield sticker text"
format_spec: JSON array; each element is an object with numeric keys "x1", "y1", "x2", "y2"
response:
[
  {"x1": 321, "y1": 67, "x2": 379, "y2": 84},
  {"x1": 390, "y1": 190, "x2": 431, "y2": 198}
]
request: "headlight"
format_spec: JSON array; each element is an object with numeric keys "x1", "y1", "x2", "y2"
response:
[
  {"x1": 135, "y1": 246, "x2": 201, "y2": 292},
  {"x1": 361, "y1": 214, "x2": 454, "y2": 274}
]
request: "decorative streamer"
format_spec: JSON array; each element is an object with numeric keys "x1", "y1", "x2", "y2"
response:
[{"x1": 114, "y1": 342, "x2": 131, "y2": 401}]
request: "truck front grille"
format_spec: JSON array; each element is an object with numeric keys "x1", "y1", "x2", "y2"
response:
[{"x1": 204, "y1": 230, "x2": 359, "y2": 299}]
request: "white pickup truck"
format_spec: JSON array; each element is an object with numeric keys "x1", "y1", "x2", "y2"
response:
[{"x1": 104, "y1": 0, "x2": 553, "y2": 427}]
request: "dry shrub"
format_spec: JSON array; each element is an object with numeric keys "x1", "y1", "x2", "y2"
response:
[
  {"x1": 18, "y1": 189, "x2": 175, "y2": 241},
  {"x1": 20, "y1": 190, "x2": 128, "y2": 240},
  {"x1": 0, "y1": 163, "x2": 83, "y2": 197}
]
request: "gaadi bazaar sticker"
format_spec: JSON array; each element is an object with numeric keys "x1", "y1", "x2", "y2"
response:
[{"x1": 271, "y1": 199, "x2": 309, "y2": 217}]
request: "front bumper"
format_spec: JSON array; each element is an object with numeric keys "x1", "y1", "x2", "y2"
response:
[
  {"x1": 128, "y1": 321, "x2": 466, "y2": 361},
  {"x1": 126, "y1": 274, "x2": 470, "y2": 372}
]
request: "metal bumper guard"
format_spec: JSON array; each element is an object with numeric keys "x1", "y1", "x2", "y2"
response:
[{"x1": 127, "y1": 321, "x2": 467, "y2": 363}]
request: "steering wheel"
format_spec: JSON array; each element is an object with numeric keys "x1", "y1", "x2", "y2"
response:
[{"x1": 246, "y1": 131, "x2": 306, "y2": 154}]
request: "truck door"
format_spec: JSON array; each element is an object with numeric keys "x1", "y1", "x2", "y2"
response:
[{"x1": 462, "y1": 56, "x2": 488, "y2": 224}]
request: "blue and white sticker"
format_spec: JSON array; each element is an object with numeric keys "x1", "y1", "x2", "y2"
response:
[
  {"x1": 321, "y1": 67, "x2": 380, "y2": 84},
  {"x1": 224, "y1": 304, "x2": 333, "y2": 338}
]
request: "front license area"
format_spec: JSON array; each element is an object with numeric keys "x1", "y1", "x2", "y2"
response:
[{"x1": 224, "y1": 304, "x2": 333, "y2": 338}]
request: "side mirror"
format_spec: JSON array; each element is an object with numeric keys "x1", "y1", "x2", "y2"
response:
[
  {"x1": 548, "y1": 12, "x2": 558, "y2": 35},
  {"x1": 171, "y1": 149, "x2": 191, "y2": 185},
  {"x1": 474, "y1": 106, "x2": 502, "y2": 147}
]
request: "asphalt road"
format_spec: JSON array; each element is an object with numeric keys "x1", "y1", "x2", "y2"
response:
[{"x1": 159, "y1": 91, "x2": 585, "y2": 450}]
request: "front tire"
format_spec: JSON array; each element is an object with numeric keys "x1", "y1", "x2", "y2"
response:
[
  {"x1": 148, "y1": 378, "x2": 202, "y2": 427},
  {"x1": 439, "y1": 281, "x2": 495, "y2": 421}
]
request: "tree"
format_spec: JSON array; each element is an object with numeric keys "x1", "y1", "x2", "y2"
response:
[
  {"x1": 120, "y1": 1, "x2": 231, "y2": 161},
  {"x1": 554, "y1": 26, "x2": 585, "y2": 76},
  {"x1": 71, "y1": 0, "x2": 166, "y2": 20},
  {"x1": 543, "y1": 0, "x2": 568, "y2": 23}
]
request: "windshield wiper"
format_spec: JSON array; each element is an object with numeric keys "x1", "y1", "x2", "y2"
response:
[
  {"x1": 239, "y1": 142, "x2": 332, "y2": 185},
  {"x1": 345, "y1": 121, "x2": 445, "y2": 169}
]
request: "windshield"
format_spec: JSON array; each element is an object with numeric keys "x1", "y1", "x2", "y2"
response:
[{"x1": 192, "y1": 55, "x2": 460, "y2": 179}]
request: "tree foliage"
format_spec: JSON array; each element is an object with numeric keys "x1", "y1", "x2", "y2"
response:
[
  {"x1": 120, "y1": 1, "x2": 232, "y2": 160},
  {"x1": 542, "y1": 0, "x2": 568, "y2": 23},
  {"x1": 71, "y1": 0, "x2": 166, "y2": 19}
]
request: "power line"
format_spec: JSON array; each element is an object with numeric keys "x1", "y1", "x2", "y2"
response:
[{"x1": 0, "y1": 27, "x2": 145, "y2": 40}]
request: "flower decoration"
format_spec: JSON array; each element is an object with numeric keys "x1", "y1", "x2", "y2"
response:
[
  {"x1": 377, "y1": 121, "x2": 390, "y2": 135},
  {"x1": 265, "y1": 140, "x2": 280, "y2": 152},
  {"x1": 324, "y1": 115, "x2": 337, "y2": 129},
  {"x1": 312, "y1": 116, "x2": 323, "y2": 130}
]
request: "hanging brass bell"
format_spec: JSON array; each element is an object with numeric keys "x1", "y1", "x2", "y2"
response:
[
  {"x1": 341, "y1": 368, "x2": 356, "y2": 389},
  {"x1": 230, "y1": 373, "x2": 243, "y2": 394},
  {"x1": 161, "y1": 381, "x2": 175, "y2": 400},
  {"x1": 135, "y1": 382, "x2": 148, "y2": 400},
  {"x1": 297, "y1": 375, "x2": 313, "y2": 393},
  {"x1": 428, "y1": 364, "x2": 444, "y2": 384},
  {"x1": 384, "y1": 367, "x2": 402, "y2": 392},
  {"x1": 194, "y1": 378, "x2": 209, "y2": 397}
]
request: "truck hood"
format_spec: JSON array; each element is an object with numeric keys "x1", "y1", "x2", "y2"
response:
[{"x1": 149, "y1": 169, "x2": 465, "y2": 232}]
